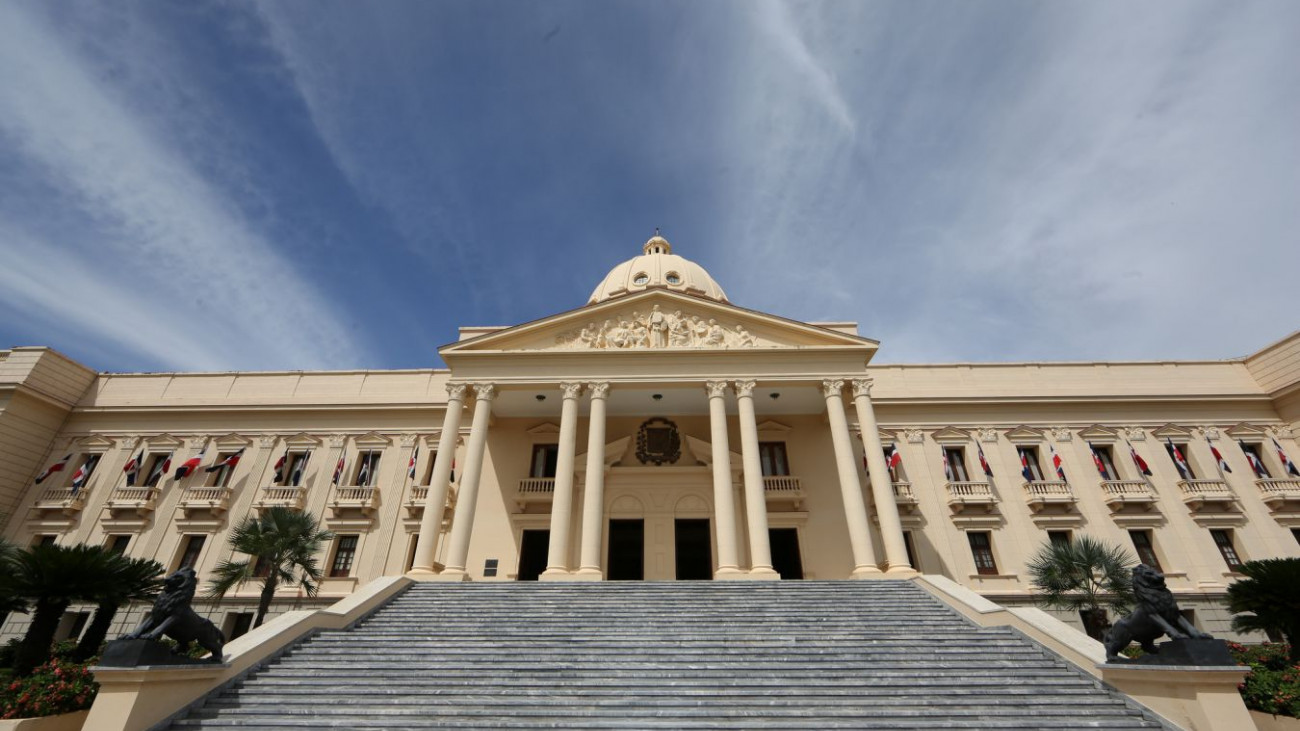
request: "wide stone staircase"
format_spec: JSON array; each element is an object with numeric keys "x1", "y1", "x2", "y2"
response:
[{"x1": 169, "y1": 581, "x2": 1167, "y2": 729}]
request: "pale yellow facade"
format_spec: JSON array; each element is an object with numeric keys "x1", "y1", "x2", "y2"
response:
[{"x1": 3, "y1": 236, "x2": 1299, "y2": 642}]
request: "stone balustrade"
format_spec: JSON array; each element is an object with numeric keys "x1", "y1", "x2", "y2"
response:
[
  {"x1": 945, "y1": 481, "x2": 997, "y2": 513},
  {"x1": 254, "y1": 485, "x2": 307, "y2": 513},
  {"x1": 33, "y1": 487, "x2": 86, "y2": 515},
  {"x1": 1176, "y1": 479, "x2": 1237, "y2": 511},
  {"x1": 1100, "y1": 480, "x2": 1158, "y2": 510},
  {"x1": 1254, "y1": 477, "x2": 1300, "y2": 512}
]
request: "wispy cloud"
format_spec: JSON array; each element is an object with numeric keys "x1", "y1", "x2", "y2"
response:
[{"x1": 0, "y1": 3, "x2": 363, "y2": 371}]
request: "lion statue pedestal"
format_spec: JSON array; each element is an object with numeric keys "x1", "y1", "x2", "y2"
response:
[
  {"x1": 99, "y1": 567, "x2": 226, "y2": 668},
  {"x1": 1103, "y1": 564, "x2": 1231, "y2": 665}
]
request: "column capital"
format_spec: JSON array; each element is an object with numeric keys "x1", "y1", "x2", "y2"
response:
[
  {"x1": 446, "y1": 382, "x2": 470, "y2": 401},
  {"x1": 472, "y1": 383, "x2": 496, "y2": 401},
  {"x1": 705, "y1": 380, "x2": 730, "y2": 399},
  {"x1": 559, "y1": 382, "x2": 584, "y2": 400},
  {"x1": 733, "y1": 379, "x2": 757, "y2": 398},
  {"x1": 850, "y1": 378, "x2": 874, "y2": 398},
  {"x1": 586, "y1": 381, "x2": 610, "y2": 400},
  {"x1": 821, "y1": 378, "x2": 846, "y2": 398},
  {"x1": 399, "y1": 433, "x2": 419, "y2": 447}
]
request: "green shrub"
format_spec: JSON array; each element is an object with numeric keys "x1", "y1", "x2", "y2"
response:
[
  {"x1": 1230, "y1": 642, "x2": 1300, "y2": 718},
  {"x1": 0, "y1": 657, "x2": 98, "y2": 719},
  {"x1": 0, "y1": 639, "x2": 19, "y2": 668}
]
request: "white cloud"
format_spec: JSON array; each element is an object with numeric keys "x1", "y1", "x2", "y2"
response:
[{"x1": 0, "y1": 4, "x2": 362, "y2": 370}]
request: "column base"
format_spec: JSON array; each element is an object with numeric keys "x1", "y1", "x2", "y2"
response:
[
  {"x1": 739, "y1": 567, "x2": 782, "y2": 581},
  {"x1": 425, "y1": 569, "x2": 473, "y2": 582},
  {"x1": 569, "y1": 568, "x2": 605, "y2": 581},
  {"x1": 884, "y1": 565, "x2": 920, "y2": 578},
  {"x1": 538, "y1": 569, "x2": 576, "y2": 582},
  {"x1": 713, "y1": 567, "x2": 746, "y2": 579},
  {"x1": 849, "y1": 565, "x2": 888, "y2": 579}
]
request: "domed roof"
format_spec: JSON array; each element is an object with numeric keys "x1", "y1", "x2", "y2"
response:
[{"x1": 588, "y1": 234, "x2": 728, "y2": 305}]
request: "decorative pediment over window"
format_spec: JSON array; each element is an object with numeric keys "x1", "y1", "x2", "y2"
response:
[
  {"x1": 756, "y1": 420, "x2": 792, "y2": 440},
  {"x1": 145, "y1": 433, "x2": 184, "y2": 450},
  {"x1": 1150, "y1": 424, "x2": 1195, "y2": 440},
  {"x1": 1077, "y1": 424, "x2": 1121, "y2": 443},
  {"x1": 1225, "y1": 422, "x2": 1269, "y2": 439},
  {"x1": 1004, "y1": 425, "x2": 1046, "y2": 444},
  {"x1": 76, "y1": 435, "x2": 116, "y2": 452},
  {"x1": 526, "y1": 422, "x2": 561, "y2": 436},
  {"x1": 930, "y1": 427, "x2": 972, "y2": 445},
  {"x1": 212, "y1": 433, "x2": 252, "y2": 448},
  {"x1": 282, "y1": 432, "x2": 322, "y2": 449},
  {"x1": 352, "y1": 432, "x2": 392, "y2": 449}
]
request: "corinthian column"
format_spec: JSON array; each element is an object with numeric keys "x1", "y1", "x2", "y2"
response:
[
  {"x1": 437, "y1": 383, "x2": 495, "y2": 580},
  {"x1": 575, "y1": 382, "x2": 610, "y2": 579},
  {"x1": 824, "y1": 378, "x2": 882, "y2": 578},
  {"x1": 853, "y1": 378, "x2": 914, "y2": 575},
  {"x1": 541, "y1": 382, "x2": 583, "y2": 580},
  {"x1": 735, "y1": 380, "x2": 779, "y2": 579},
  {"x1": 408, "y1": 383, "x2": 467, "y2": 576},
  {"x1": 706, "y1": 380, "x2": 742, "y2": 577}
]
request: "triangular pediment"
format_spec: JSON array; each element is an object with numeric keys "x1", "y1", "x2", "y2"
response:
[
  {"x1": 1077, "y1": 424, "x2": 1121, "y2": 442},
  {"x1": 77, "y1": 435, "x2": 117, "y2": 451},
  {"x1": 930, "y1": 426, "x2": 972, "y2": 444},
  {"x1": 527, "y1": 422, "x2": 561, "y2": 435},
  {"x1": 353, "y1": 432, "x2": 392, "y2": 448},
  {"x1": 756, "y1": 420, "x2": 792, "y2": 436},
  {"x1": 1150, "y1": 423, "x2": 1194, "y2": 439},
  {"x1": 282, "y1": 432, "x2": 322, "y2": 448},
  {"x1": 1004, "y1": 425, "x2": 1046, "y2": 443},
  {"x1": 145, "y1": 433, "x2": 184, "y2": 449},
  {"x1": 212, "y1": 432, "x2": 251, "y2": 448},
  {"x1": 441, "y1": 290, "x2": 878, "y2": 357},
  {"x1": 1225, "y1": 422, "x2": 1269, "y2": 438}
]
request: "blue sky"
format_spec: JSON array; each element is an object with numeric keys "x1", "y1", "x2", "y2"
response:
[{"x1": 1, "y1": 1, "x2": 1297, "y2": 372}]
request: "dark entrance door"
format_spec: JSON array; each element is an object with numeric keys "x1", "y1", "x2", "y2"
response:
[
  {"x1": 607, "y1": 519, "x2": 644, "y2": 580},
  {"x1": 675, "y1": 519, "x2": 713, "y2": 580},
  {"x1": 769, "y1": 528, "x2": 803, "y2": 580},
  {"x1": 517, "y1": 529, "x2": 549, "y2": 581}
]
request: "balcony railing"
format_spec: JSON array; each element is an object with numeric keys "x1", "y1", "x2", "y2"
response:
[
  {"x1": 1254, "y1": 478, "x2": 1300, "y2": 510},
  {"x1": 332, "y1": 485, "x2": 379, "y2": 505},
  {"x1": 945, "y1": 481, "x2": 996, "y2": 513},
  {"x1": 255, "y1": 485, "x2": 307, "y2": 512},
  {"x1": 105, "y1": 486, "x2": 160, "y2": 516},
  {"x1": 1022, "y1": 480, "x2": 1077, "y2": 513},
  {"x1": 1177, "y1": 479, "x2": 1237, "y2": 510},
  {"x1": 33, "y1": 487, "x2": 87, "y2": 515},
  {"x1": 1100, "y1": 480, "x2": 1158, "y2": 509},
  {"x1": 891, "y1": 481, "x2": 918, "y2": 512},
  {"x1": 178, "y1": 485, "x2": 233, "y2": 512},
  {"x1": 404, "y1": 484, "x2": 457, "y2": 518}
]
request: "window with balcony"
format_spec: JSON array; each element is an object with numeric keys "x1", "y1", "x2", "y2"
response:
[
  {"x1": 1165, "y1": 442, "x2": 1197, "y2": 479},
  {"x1": 881, "y1": 447, "x2": 905, "y2": 482},
  {"x1": 1018, "y1": 447, "x2": 1045, "y2": 482},
  {"x1": 106, "y1": 535, "x2": 131, "y2": 555},
  {"x1": 1093, "y1": 445, "x2": 1120, "y2": 480},
  {"x1": 355, "y1": 451, "x2": 382, "y2": 486},
  {"x1": 176, "y1": 535, "x2": 206, "y2": 571},
  {"x1": 943, "y1": 448, "x2": 969, "y2": 482},
  {"x1": 286, "y1": 452, "x2": 311, "y2": 486},
  {"x1": 1047, "y1": 530, "x2": 1072, "y2": 548},
  {"x1": 1210, "y1": 529, "x2": 1244, "y2": 572},
  {"x1": 76, "y1": 454, "x2": 102, "y2": 485},
  {"x1": 967, "y1": 532, "x2": 999, "y2": 575},
  {"x1": 422, "y1": 452, "x2": 439, "y2": 484},
  {"x1": 759, "y1": 442, "x2": 790, "y2": 477},
  {"x1": 1241, "y1": 443, "x2": 1272, "y2": 477},
  {"x1": 530, "y1": 444, "x2": 558, "y2": 478},
  {"x1": 144, "y1": 454, "x2": 169, "y2": 487},
  {"x1": 330, "y1": 535, "x2": 359, "y2": 577},
  {"x1": 1129, "y1": 530, "x2": 1162, "y2": 571},
  {"x1": 206, "y1": 453, "x2": 238, "y2": 487}
]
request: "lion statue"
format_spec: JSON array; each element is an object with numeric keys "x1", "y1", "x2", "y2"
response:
[
  {"x1": 121, "y1": 567, "x2": 225, "y2": 662},
  {"x1": 1103, "y1": 564, "x2": 1211, "y2": 661}
]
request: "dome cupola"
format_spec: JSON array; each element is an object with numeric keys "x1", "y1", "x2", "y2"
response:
[{"x1": 588, "y1": 233, "x2": 728, "y2": 305}]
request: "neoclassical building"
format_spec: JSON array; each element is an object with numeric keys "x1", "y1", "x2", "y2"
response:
[{"x1": 2, "y1": 235, "x2": 1299, "y2": 642}]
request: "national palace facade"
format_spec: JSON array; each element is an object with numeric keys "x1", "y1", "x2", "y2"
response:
[{"x1": 3, "y1": 235, "x2": 1298, "y2": 642}]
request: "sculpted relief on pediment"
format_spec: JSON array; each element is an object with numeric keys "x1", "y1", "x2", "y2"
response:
[{"x1": 547, "y1": 305, "x2": 771, "y2": 351}]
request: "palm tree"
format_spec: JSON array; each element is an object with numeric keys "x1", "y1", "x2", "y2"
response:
[
  {"x1": 1027, "y1": 535, "x2": 1137, "y2": 641},
  {"x1": 5, "y1": 544, "x2": 121, "y2": 675},
  {"x1": 1227, "y1": 557, "x2": 1300, "y2": 663},
  {"x1": 0, "y1": 538, "x2": 26, "y2": 624},
  {"x1": 73, "y1": 554, "x2": 164, "y2": 661},
  {"x1": 207, "y1": 508, "x2": 334, "y2": 628}
]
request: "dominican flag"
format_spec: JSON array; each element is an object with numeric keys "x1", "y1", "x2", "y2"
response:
[
  {"x1": 356, "y1": 452, "x2": 372, "y2": 486},
  {"x1": 941, "y1": 451, "x2": 954, "y2": 481},
  {"x1": 1273, "y1": 437, "x2": 1300, "y2": 477},
  {"x1": 123, "y1": 447, "x2": 146, "y2": 487},
  {"x1": 1166, "y1": 438, "x2": 1192, "y2": 480},
  {"x1": 1127, "y1": 440, "x2": 1152, "y2": 476},
  {"x1": 272, "y1": 449, "x2": 289, "y2": 485},
  {"x1": 886, "y1": 444, "x2": 903, "y2": 470},
  {"x1": 205, "y1": 448, "x2": 244, "y2": 473},
  {"x1": 1239, "y1": 441, "x2": 1268, "y2": 477},
  {"x1": 69, "y1": 458, "x2": 94, "y2": 493},
  {"x1": 408, "y1": 445, "x2": 419, "y2": 480},
  {"x1": 1019, "y1": 449, "x2": 1034, "y2": 481},
  {"x1": 146, "y1": 453, "x2": 172, "y2": 486},
  {"x1": 35, "y1": 454, "x2": 72, "y2": 484},
  {"x1": 332, "y1": 456, "x2": 346, "y2": 485},
  {"x1": 1089, "y1": 444, "x2": 1108, "y2": 478},
  {"x1": 450, "y1": 455, "x2": 456, "y2": 482},
  {"x1": 1049, "y1": 445, "x2": 1067, "y2": 481},
  {"x1": 291, "y1": 450, "x2": 311, "y2": 486},
  {"x1": 977, "y1": 443, "x2": 993, "y2": 478},
  {"x1": 1207, "y1": 437, "x2": 1231, "y2": 474},
  {"x1": 175, "y1": 448, "x2": 206, "y2": 480}
]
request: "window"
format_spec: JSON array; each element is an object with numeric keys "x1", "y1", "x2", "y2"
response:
[
  {"x1": 968, "y1": 532, "x2": 998, "y2": 575},
  {"x1": 1210, "y1": 529, "x2": 1243, "y2": 571},
  {"x1": 252, "y1": 555, "x2": 272, "y2": 578},
  {"x1": 355, "y1": 451, "x2": 381, "y2": 486},
  {"x1": 404, "y1": 535, "x2": 419, "y2": 572},
  {"x1": 1129, "y1": 530, "x2": 1162, "y2": 571},
  {"x1": 206, "y1": 452, "x2": 237, "y2": 487},
  {"x1": 633, "y1": 272, "x2": 649, "y2": 285},
  {"x1": 483, "y1": 558, "x2": 499, "y2": 577},
  {"x1": 1047, "y1": 531, "x2": 1072, "y2": 548},
  {"x1": 144, "y1": 454, "x2": 169, "y2": 487},
  {"x1": 1241, "y1": 443, "x2": 1272, "y2": 477},
  {"x1": 106, "y1": 535, "x2": 131, "y2": 555},
  {"x1": 33, "y1": 535, "x2": 57, "y2": 547},
  {"x1": 56, "y1": 611, "x2": 91, "y2": 642},
  {"x1": 1094, "y1": 445, "x2": 1120, "y2": 480},
  {"x1": 286, "y1": 452, "x2": 311, "y2": 486},
  {"x1": 1018, "y1": 447, "x2": 1045, "y2": 482},
  {"x1": 759, "y1": 442, "x2": 790, "y2": 477},
  {"x1": 881, "y1": 447, "x2": 904, "y2": 482},
  {"x1": 903, "y1": 531, "x2": 920, "y2": 572},
  {"x1": 330, "y1": 535, "x2": 359, "y2": 577},
  {"x1": 177, "y1": 535, "x2": 206, "y2": 571},
  {"x1": 665, "y1": 272, "x2": 681, "y2": 285},
  {"x1": 76, "y1": 454, "x2": 102, "y2": 485},
  {"x1": 422, "y1": 452, "x2": 439, "y2": 485},
  {"x1": 1292, "y1": 528, "x2": 1300, "y2": 547},
  {"x1": 224, "y1": 612, "x2": 255, "y2": 641},
  {"x1": 530, "y1": 444, "x2": 558, "y2": 479},
  {"x1": 943, "y1": 448, "x2": 969, "y2": 482},
  {"x1": 1165, "y1": 442, "x2": 1197, "y2": 479}
]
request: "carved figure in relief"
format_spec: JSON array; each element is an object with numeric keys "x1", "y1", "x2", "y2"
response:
[
  {"x1": 550, "y1": 310, "x2": 765, "y2": 350},
  {"x1": 648, "y1": 306, "x2": 669, "y2": 348},
  {"x1": 705, "y1": 319, "x2": 727, "y2": 347},
  {"x1": 670, "y1": 311, "x2": 692, "y2": 347},
  {"x1": 692, "y1": 316, "x2": 709, "y2": 346},
  {"x1": 734, "y1": 325, "x2": 756, "y2": 347}
]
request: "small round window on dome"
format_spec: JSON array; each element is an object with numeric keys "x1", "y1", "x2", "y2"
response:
[
  {"x1": 633, "y1": 273, "x2": 650, "y2": 286},
  {"x1": 665, "y1": 272, "x2": 682, "y2": 285}
]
